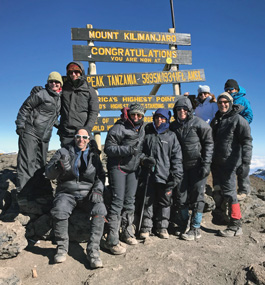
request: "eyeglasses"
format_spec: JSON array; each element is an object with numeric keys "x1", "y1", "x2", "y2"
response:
[
  {"x1": 176, "y1": 106, "x2": 188, "y2": 111},
  {"x1": 218, "y1": 101, "x2": 230, "y2": 105},
  {"x1": 75, "y1": 134, "x2": 90, "y2": 140},
  {"x1": 68, "y1": 70, "x2": 81, "y2": 75},
  {"x1": 224, "y1": 88, "x2": 234, "y2": 92},
  {"x1": 49, "y1": 80, "x2": 61, "y2": 84},
  {"x1": 130, "y1": 113, "x2": 143, "y2": 119},
  {"x1": 198, "y1": 92, "x2": 209, "y2": 96}
]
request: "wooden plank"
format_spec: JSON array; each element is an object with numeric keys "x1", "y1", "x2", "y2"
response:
[
  {"x1": 72, "y1": 28, "x2": 191, "y2": 45},
  {"x1": 98, "y1": 95, "x2": 177, "y2": 110},
  {"x1": 73, "y1": 45, "x2": 192, "y2": 65},
  {"x1": 92, "y1": 116, "x2": 154, "y2": 132},
  {"x1": 86, "y1": 69, "x2": 205, "y2": 89}
]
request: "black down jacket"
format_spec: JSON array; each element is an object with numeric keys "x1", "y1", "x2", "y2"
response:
[
  {"x1": 170, "y1": 97, "x2": 214, "y2": 170},
  {"x1": 59, "y1": 61, "x2": 99, "y2": 136},
  {"x1": 15, "y1": 85, "x2": 61, "y2": 142},
  {"x1": 45, "y1": 143, "x2": 105, "y2": 197},
  {"x1": 211, "y1": 104, "x2": 252, "y2": 168},
  {"x1": 142, "y1": 123, "x2": 183, "y2": 185},
  {"x1": 104, "y1": 119, "x2": 145, "y2": 173}
]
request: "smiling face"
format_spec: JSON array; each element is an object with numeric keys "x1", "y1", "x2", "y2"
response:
[
  {"x1": 48, "y1": 80, "x2": 61, "y2": 92},
  {"x1": 218, "y1": 99, "x2": 230, "y2": 113},
  {"x1": 176, "y1": 106, "x2": 188, "y2": 120},
  {"x1": 74, "y1": 129, "x2": 90, "y2": 151}
]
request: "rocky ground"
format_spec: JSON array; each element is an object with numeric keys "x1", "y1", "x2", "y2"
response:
[{"x1": 0, "y1": 152, "x2": 265, "y2": 285}]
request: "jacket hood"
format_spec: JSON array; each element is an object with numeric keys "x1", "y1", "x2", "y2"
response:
[
  {"x1": 231, "y1": 85, "x2": 246, "y2": 100},
  {"x1": 173, "y1": 97, "x2": 193, "y2": 120}
]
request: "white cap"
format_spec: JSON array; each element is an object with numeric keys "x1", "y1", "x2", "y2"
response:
[{"x1": 198, "y1": 85, "x2": 210, "y2": 94}]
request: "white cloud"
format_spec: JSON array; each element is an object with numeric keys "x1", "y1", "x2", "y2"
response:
[{"x1": 250, "y1": 156, "x2": 265, "y2": 173}]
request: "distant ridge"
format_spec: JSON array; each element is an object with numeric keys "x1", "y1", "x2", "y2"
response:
[{"x1": 252, "y1": 169, "x2": 265, "y2": 181}]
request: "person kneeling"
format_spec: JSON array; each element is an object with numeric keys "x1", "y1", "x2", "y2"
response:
[{"x1": 45, "y1": 128, "x2": 107, "y2": 269}]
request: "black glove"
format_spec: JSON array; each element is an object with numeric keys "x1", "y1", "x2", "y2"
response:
[
  {"x1": 30, "y1": 86, "x2": 44, "y2": 96},
  {"x1": 90, "y1": 191, "x2": 103, "y2": 203},
  {"x1": 236, "y1": 164, "x2": 250, "y2": 178},
  {"x1": 141, "y1": 156, "x2": 156, "y2": 169},
  {"x1": 16, "y1": 128, "x2": 24, "y2": 136},
  {"x1": 57, "y1": 155, "x2": 71, "y2": 172},
  {"x1": 200, "y1": 164, "x2": 211, "y2": 178}
]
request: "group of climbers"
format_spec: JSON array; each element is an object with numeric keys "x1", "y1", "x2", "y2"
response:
[{"x1": 15, "y1": 69, "x2": 253, "y2": 269}]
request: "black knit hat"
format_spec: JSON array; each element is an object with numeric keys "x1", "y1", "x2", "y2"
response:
[
  {"x1": 128, "y1": 103, "x2": 145, "y2": 116},
  {"x1": 224, "y1": 79, "x2": 239, "y2": 91}
]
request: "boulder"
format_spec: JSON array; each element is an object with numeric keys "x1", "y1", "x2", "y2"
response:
[{"x1": 0, "y1": 221, "x2": 28, "y2": 259}]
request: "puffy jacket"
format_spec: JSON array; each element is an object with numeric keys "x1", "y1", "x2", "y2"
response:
[
  {"x1": 194, "y1": 95, "x2": 218, "y2": 124},
  {"x1": 104, "y1": 119, "x2": 145, "y2": 173},
  {"x1": 16, "y1": 85, "x2": 61, "y2": 142},
  {"x1": 59, "y1": 61, "x2": 99, "y2": 136},
  {"x1": 170, "y1": 97, "x2": 214, "y2": 170},
  {"x1": 142, "y1": 123, "x2": 183, "y2": 185},
  {"x1": 211, "y1": 104, "x2": 252, "y2": 168},
  {"x1": 231, "y1": 86, "x2": 253, "y2": 124},
  {"x1": 45, "y1": 143, "x2": 105, "y2": 197}
]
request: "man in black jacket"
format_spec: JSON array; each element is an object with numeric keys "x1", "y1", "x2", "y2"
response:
[
  {"x1": 170, "y1": 97, "x2": 214, "y2": 241},
  {"x1": 139, "y1": 108, "x2": 183, "y2": 239},
  {"x1": 46, "y1": 128, "x2": 107, "y2": 268},
  {"x1": 211, "y1": 92, "x2": 252, "y2": 237},
  {"x1": 58, "y1": 61, "x2": 99, "y2": 147},
  {"x1": 16, "y1": 71, "x2": 62, "y2": 194}
]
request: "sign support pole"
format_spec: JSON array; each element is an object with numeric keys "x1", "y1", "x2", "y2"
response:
[{"x1": 86, "y1": 24, "x2": 102, "y2": 153}]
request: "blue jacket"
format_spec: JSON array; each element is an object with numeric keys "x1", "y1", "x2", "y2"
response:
[{"x1": 231, "y1": 86, "x2": 253, "y2": 124}]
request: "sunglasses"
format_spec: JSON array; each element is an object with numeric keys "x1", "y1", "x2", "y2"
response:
[
  {"x1": 68, "y1": 70, "x2": 81, "y2": 75},
  {"x1": 49, "y1": 80, "x2": 61, "y2": 84},
  {"x1": 218, "y1": 101, "x2": 230, "y2": 105},
  {"x1": 224, "y1": 88, "x2": 234, "y2": 92},
  {"x1": 198, "y1": 92, "x2": 209, "y2": 96},
  {"x1": 176, "y1": 106, "x2": 188, "y2": 111},
  {"x1": 130, "y1": 113, "x2": 143, "y2": 119},
  {"x1": 75, "y1": 134, "x2": 90, "y2": 140}
]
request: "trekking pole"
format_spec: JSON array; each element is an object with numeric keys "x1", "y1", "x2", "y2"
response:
[{"x1": 138, "y1": 167, "x2": 153, "y2": 234}]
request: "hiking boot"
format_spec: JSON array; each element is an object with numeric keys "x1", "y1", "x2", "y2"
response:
[
  {"x1": 157, "y1": 229, "x2": 169, "y2": 239},
  {"x1": 237, "y1": 193, "x2": 247, "y2": 201},
  {"x1": 87, "y1": 256, "x2": 103, "y2": 269},
  {"x1": 181, "y1": 228, "x2": 201, "y2": 241},
  {"x1": 139, "y1": 232, "x2": 150, "y2": 239},
  {"x1": 121, "y1": 236, "x2": 138, "y2": 245},
  {"x1": 54, "y1": 252, "x2": 67, "y2": 263},
  {"x1": 103, "y1": 242, "x2": 126, "y2": 255},
  {"x1": 219, "y1": 227, "x2": 243, "y2": 237}
]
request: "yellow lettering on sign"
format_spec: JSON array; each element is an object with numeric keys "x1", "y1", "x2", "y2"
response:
[{"x1": 87, "y1": 75, "x2": 104, "y2": 88}]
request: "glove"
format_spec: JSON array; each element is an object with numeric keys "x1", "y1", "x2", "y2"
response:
[
  {"x1": 200, "y1": 164, "x2": 211, "y2": 178},
  {"x1": 90, "y1": 191, "x2": 103, "y2": 203},
  {"x1": 16, "y1": 128, "x2": 24, "y2": 136},
  {"x1": 141, "y1": 156, "x2": 156, "y2": 169},
  {"x1": 30, "y1": 86, "x2": 44, "y2": 96},
  {"x1": 236, "y1": 164, "x2": 250, "y2": 178},
  {"x1": 57, "y1": 155, "x2": 71, "y2": 172}
]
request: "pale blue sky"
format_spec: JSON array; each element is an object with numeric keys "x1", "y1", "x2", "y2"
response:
[{"x1": 1, "y1": 0, "x2": 265, "y2": 169}]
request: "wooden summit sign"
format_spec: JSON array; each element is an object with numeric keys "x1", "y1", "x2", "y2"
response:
[
  {"x1": 73, "y1": 45, "x2": 192, "y2": 65},
  {"x1": 98, "y1": 95, "x2": 177, "y2": 110},
  {"x1": 92, "y1": 116, "x2": 154, "y2": 132},
  {"x1": 72, "y1": 28, "x2": 191, "y2": 45},
  {"x1": 87, "y1": 69, "x2": 205, "y2": 88}
]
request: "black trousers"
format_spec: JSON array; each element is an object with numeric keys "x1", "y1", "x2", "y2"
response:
[{"x1": 17, "y1": 133, "x2": 48, "y2": 192}]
